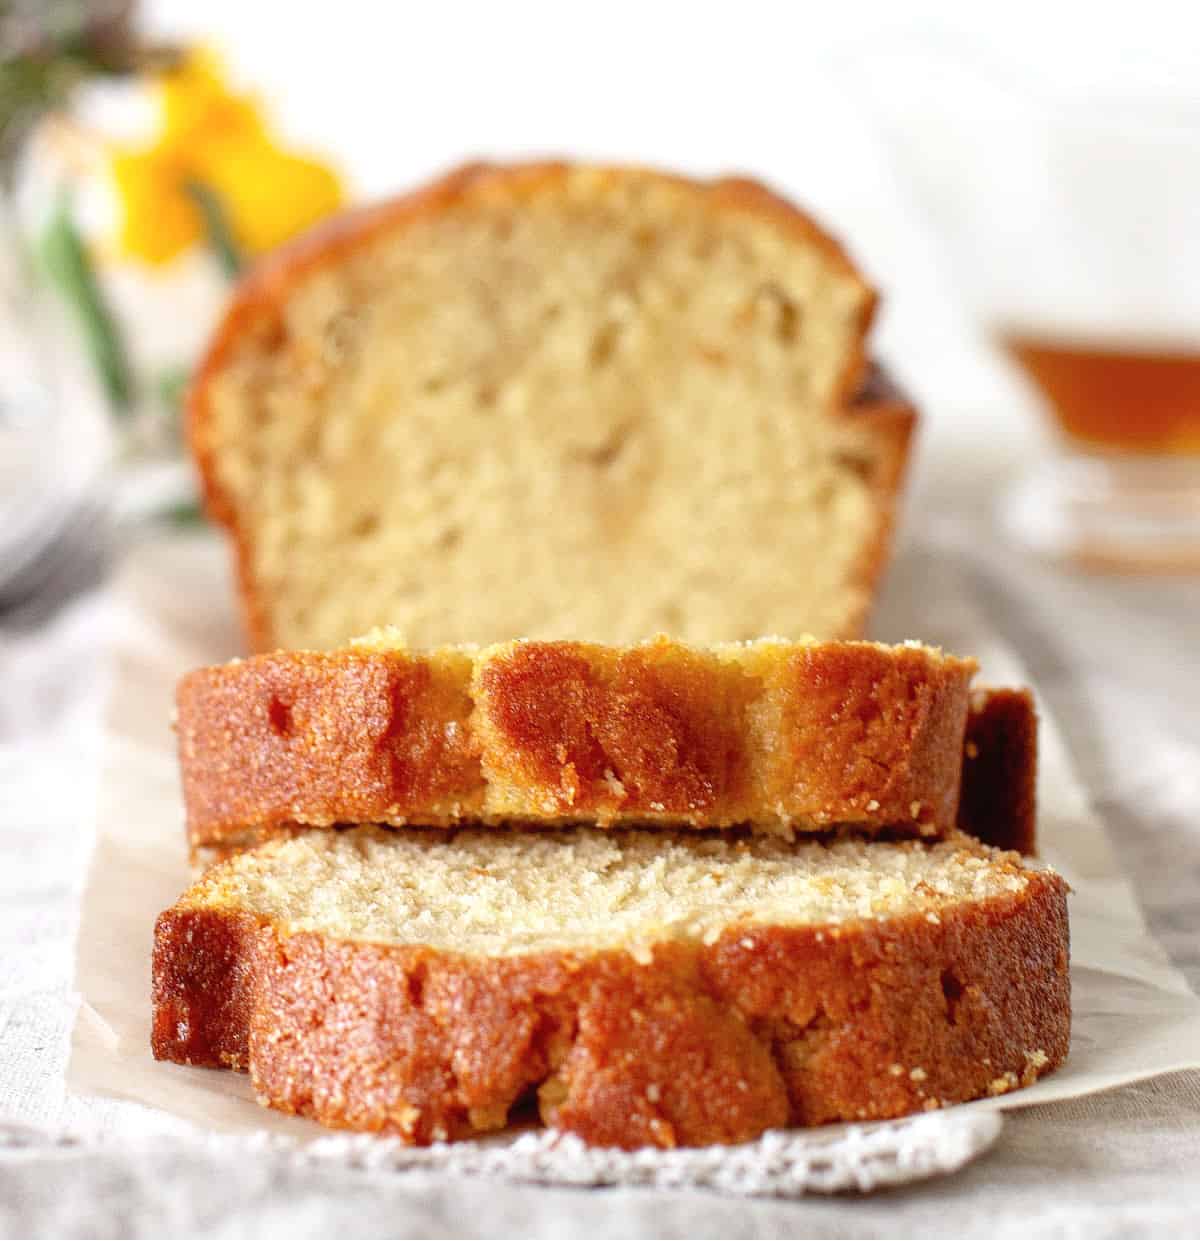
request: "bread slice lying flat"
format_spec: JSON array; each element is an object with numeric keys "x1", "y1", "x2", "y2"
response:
[
  {"x1": 153, "y1": 825, "x2": 1069, "y2": 1148},
  {"x1": 188, "y1": 161, "x2": 913, "y2": 652},
  {"x1": 179, "y1": 634, "x2": 982, "y2": 853}
]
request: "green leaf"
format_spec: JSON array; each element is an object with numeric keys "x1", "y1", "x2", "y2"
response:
[
  {"x1": 158, "y1": 498, "x2": 207, "y2": 527},
  {"x1": 156, "y1": 363, "x2": 191, "y2": 418},
  {"x1": 39, "y1": 190, "x2": 134, "y2": 413},
  {"x1": 184, "y1": 180, "x2": 243, "y2": 278}
]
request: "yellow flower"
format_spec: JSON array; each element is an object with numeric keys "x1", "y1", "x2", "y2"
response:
[
  {"x1": 160, "y1": 49, "x2": 264, "y2": 150},
  {"x1": 194, "y1": 137, "x2": 343, "y2": 256},
  {"x1": 110, "y1": 143, "x2": 198, "y2": 265},
  {"x1": 109, "y1": 48, "x2": 344, "y2": 267}
]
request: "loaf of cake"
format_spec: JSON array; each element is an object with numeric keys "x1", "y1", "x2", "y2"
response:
[
  {"x1": 160, "y1": 163, "x2": 1066, "y2": 1153},
  {"x1": 188, "y1": 162, "x2": 914, "y2": 652},
  {"x1": 152, "y1": 825, "x2": 1069, "y2": 1148},
  {"x1": 178, "y1": 634, "x2": 984, "y2": 855}
]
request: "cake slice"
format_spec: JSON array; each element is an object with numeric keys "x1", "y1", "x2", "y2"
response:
[
  {"x1": 152, "y1": 825, "x2": 1070, "y2": 1148},
  {"x1": 178, "y1": 635, "x2": 981, "y2": 855},
  {"x1": 183, "y1": 680, "x2": 1041, "y2": 869},
  {"x1": 187, "y1": 683, "x2": 1040, "y2": 868},
  {"x1": 188, "y1": 161, "x2": 912, "y2": 652},
  {"x1": 959, "y1": 688, "x2": 1038, "y2": 855}
]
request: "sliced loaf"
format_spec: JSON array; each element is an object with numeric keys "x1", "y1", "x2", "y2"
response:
[
  {"x1": 188, "y1": 162, "x2": 912, "y2": 651},
  {"x1": 152, "y1": 825, "x2": 1069, "y2": 1147}
]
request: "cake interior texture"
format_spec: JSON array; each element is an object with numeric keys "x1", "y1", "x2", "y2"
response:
[
  {"x1": 200, "y1": 166, "x2": 892, "y2": 649},
  {"x1": 182, "y1": 825, "x2": 1032, "y2": 957},
  {"x1": 158, "y1": 825, "x2": 1068, "y2": 1145}
]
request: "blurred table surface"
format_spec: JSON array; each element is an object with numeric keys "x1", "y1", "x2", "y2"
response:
[{"x1": 1, "y1": 463, "x2": 1199, "y2": 1239}]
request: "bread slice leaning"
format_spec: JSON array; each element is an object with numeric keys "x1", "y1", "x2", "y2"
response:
[
  {"x1": 188, "y1": 161, "x2": 912, "y2": 652},
  {"x1": 959, "y1": 688, "x2": 1038, "y2": 855},
  {"x1": 178, "y1": 635, "x2": 981, "y2": 854},
  {"x1": 152, "y1": 825, "x2": 1069, "y2": 1148},
  {"x1": 187, "y1": 684, "x2": 1040, "y2": 868}
]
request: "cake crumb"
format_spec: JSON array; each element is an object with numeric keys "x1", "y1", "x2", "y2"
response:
[
  {"x1": 1022, "y1": 1048, "x2": 1050, "y2": 1085},
  {"x1": 988, "y1": 1072, "x2": 1018, "y2": 1096}
]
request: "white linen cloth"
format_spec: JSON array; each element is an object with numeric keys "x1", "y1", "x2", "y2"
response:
[{"x1": 2, "y1": 502, "x2": 1200, "y2": 1236}]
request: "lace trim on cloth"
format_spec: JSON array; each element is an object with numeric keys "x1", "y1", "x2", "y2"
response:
[{"x1": 0, "y1": 1111, "x2": 1002, "y2": 1199}]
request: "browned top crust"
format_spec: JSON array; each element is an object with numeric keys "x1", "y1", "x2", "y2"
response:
[
  {"x1": 152, "y1": 830, "x2": 1070, "y2": 1148},
  {"x1": 186, "y1": 161, "x2": 890, "y2": 653},
  {"x1": 177, "y1": 636, "x2": 980, "y2": 851},
  {"x1": 841, "y1": 376, "x2": 919, "y2": 640}
]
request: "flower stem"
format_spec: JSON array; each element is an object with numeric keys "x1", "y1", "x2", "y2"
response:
[
  {"x1": 156, "y1": 363, "x2": 190, "y2": 418},
  {"x1": 184, "y1": 180, "x2": 243, "y2": 277},
  {"x1": 40, "y1": 190, "x2": 133, "y2": 414}
]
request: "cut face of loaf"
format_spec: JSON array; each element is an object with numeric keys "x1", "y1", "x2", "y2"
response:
[
  {"x1": 190, "y1": 161, "x2": 910, "y2": 652},
  {"x1": 177, "y1": 634, "x2": 981, "y2": 853},
  {"x1": 152, "y1": 826, "x2": 1070, "y2": 1147}
]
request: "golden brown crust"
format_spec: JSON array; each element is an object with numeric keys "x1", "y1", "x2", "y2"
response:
[
  {"x1": 177, "y1": 648, "x2": 484, "y2": 843},
  {"x1": 152, "y1": 852, "x2": 1069, "y2": 1147},
  {"x1": 473, "y1": 640, "x2": 754, "y2": 823},
  {"x1": 187, "y1": 684, "x2": 1037, "y2": 870},
  {"x1": 843, "y1": 377, "x2": 918, "y2": 637},
  {"x1": 178, "y1": 637, "x2": 978, "y2": 853},
  {"x1": 751, "y1": 641, "x2": 969, "y2": 834},
  {"x1": 186, "y1": 161, "x2": 887, "y2": 653},
  {"x1": 958, "y1": 689, "x2": 1039, "y2": 855},
  {"x1": 152, "y1": 906, "x2": 262, "y2": 1070}
]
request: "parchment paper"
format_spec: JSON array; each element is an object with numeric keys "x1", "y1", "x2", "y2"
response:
[{"x1": 67, "y1": 533, "x2": 1200, "y2": 1143}]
